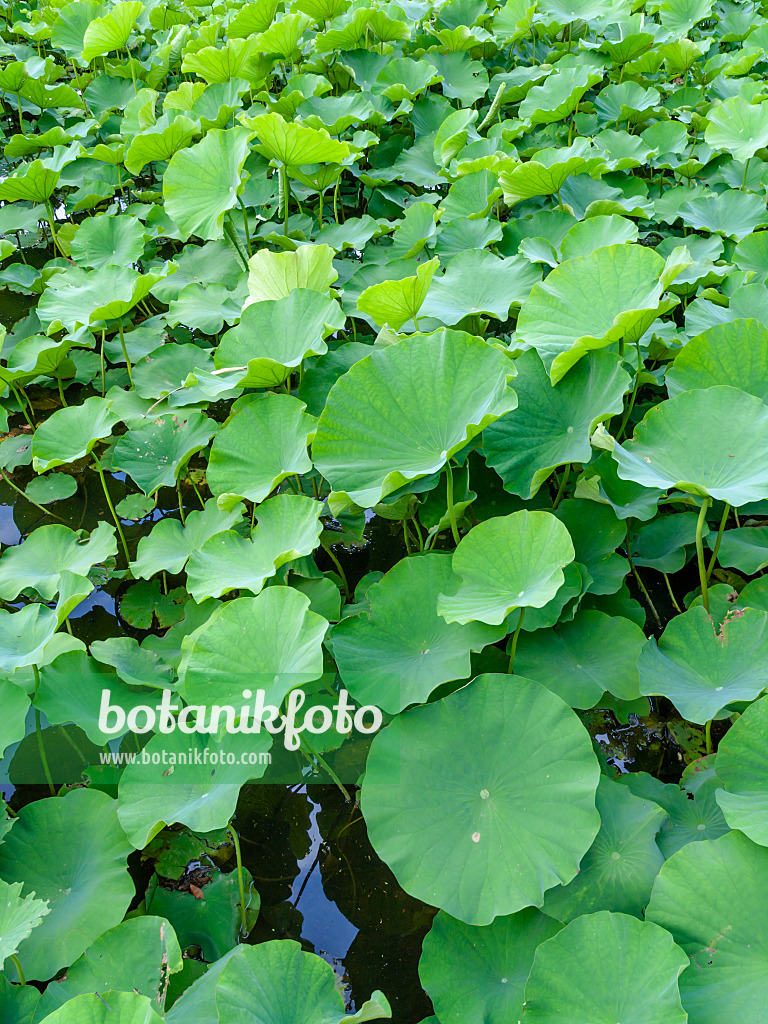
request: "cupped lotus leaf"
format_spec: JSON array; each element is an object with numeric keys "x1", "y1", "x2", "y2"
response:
[
  {"x1": 51, "y1": 1, "x2": 106, "y2": 58},
  {"x1": 374, "y1": 58, "x2": 442, "y2": 102},
  {"x1": 498, "y1": 139, "x2": 606, "y2": 207},
  {"x1": 117, "y1": 730, "x2": 271, "y2": 849},
  {"x1": 541, "y1": 777, "x2": 666, "y2": 923},
  {"x1": 646, "y1": 831, "x2": 768, "y2": 1024},
  {"x1": 163, "y1": 947, "x2": 245, "y2": 1024},
  {"x1": 666, "y1": 319, "x2": 768, "y2": 400},
  {"x1": 707, "y1": 525, "x2": 768, "y2": 575},
  {"x1": 81, "y1": 1, "x2": 144, "y2": 60},
  {"x1": 0, "y1": 521, "x2": 115, "y2": 602},
  {"x1": 523, "y1": 911, "x2": 687, "y2": 1024},
  {"x1": 112, "y1": 411, "x2": 217, "y2": 496},
  {"x1": 0, "y1": 879, "x2": 49, "y2": 971},
  {"x1": 0, "y1": 159, "x2": 59, "y2": 202},
  {"x1": 418, "y1": 250, "x2": 541, "y2": 326},
  {"x1": 90, "y1": 636, "x2": 174, "y2": 690},
  {"x1": 519, "y1": 66, "x2": 603, "y2": 126},
  {"x1": 0, "y1": 603, "x2": 61, "y2": 672},
  {"x1": 357, "y1": 257, "x2": 438, "y2": 332},
  {"x1": 163, "y1": 128, "x2": 253, "y2": 241},
  {"x1": 182, "y1": 587, "x2": 327, "y2": 709},
  {"x1": 418, "y1": 908, "x2": 562, "y2": 1024},
  {"x1": 484, "y1": 350, "x2": 630, "y2": 498},
  {"x1": 312, "y1": 332, "x2": 516, "y2": 508},
  {"x1": 124, "y1": 116, "x2": 201, "y2": 175},
  {"x1": 361, "y1": 673, "x2": 600, "y2": 924},
  {"x1": 613, "y1": 386, "x2": 768, "y2": 504},
  {"x1": 207, "y1": 394, "x2": 316, "y2": 507},
  {"x1": 714, "y1": 694, "x2": 768, "y2": 846},
  {"x1": 166, "y1": 283, "x2": 244, "y2": 337},
  {"x1": 705, "y1": 96, "x2": 768, "y2": 164},
  {"x1": 437, "y1": 511, "x2": 574, "y2": 626},
  {"x1": 69, "y1": 214, "x2": 145, "y2": 269},
  {"x1": 515, "y1": 243, "x2": 682, "y2": 384},
  {"x1": 214, "y1": 939, "x2": 391, "y2": 1024},
  {"x1": 215, "y1": 289, "x2": 345, "y2": 386},
  {"x1": 328, "y1": 553, "x2": 503, "y2": 714},
  {"x1": 34, "y1": 992, "x2": 164, "y2": 1024},
  {"x1": 559, "y1": 213, "x2": 639, "y2": 260},
  {"x1": 680, "y1": 190, "x2": 767, "y2": 241},
  {"x1": 185, "y1": 494, "x2": 322, "y2": 600},
  {"x1": 244, "y1": 245, "x2": 337, "y2": 306},
  {"x1": 0, "y1": 789, "x2": 134, "y2": 981},
  {"x1": 132, "y1": 500, "x2": 245, "y2": 577},
  {"x1": 247, "y1": 111, "x2": 351, "y2": 165},
  {"x1": 34, "y1": 916, "x2": 182, "y2": 1018},
  {"x1": 514, "y1": 609, "x2": 646, "y2": 708},
  {"x1": 37, "y1": 265, "x2": 168, "y2": 332},
  {"x1": 638, "y1": 605, "x2": 768, "y2": 723}
]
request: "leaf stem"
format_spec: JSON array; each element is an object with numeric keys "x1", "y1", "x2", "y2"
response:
[
  {"x1": 9, "y1": 954, "x2": 24, "y2": 985},
  {"x1": 118, "y1": 321, "x2": 133, "y2": 385},
  {"x1": 552, "y1": 463, "x2": 570, "y2": 508},
  {"x1": 445, "y1": 461, "x2": 460, "y2": 546},
  {"x1": 35, "y1": 706, "x2": 55, "y2": 796},
  {"x1": 705, "y1": 502, "x2": 730, "y2": 584},
  {"x1": 226, "y1": 824, "x2": 249, "y2": 937},
  {"x1": 695, "y1": 497, "x2": 712, "y2": 615},
  {"x1": 625, "y1": 530, "x2": 661, "y2": 625},
  {"x1": 663, "y1": 572, "x2": 682, "y2": 613},
  {"x1": 508, "y1": 608, "x2": 525, "y2": 673},
  {"x1": 705, "y1": 718, "x2": 713, "y2": 755},
  {"x1": 0, "y1": 467, "x2": 63, "y2": 521},
  {"x1": 321, "y1": 541, "x2": 350, "y2": 601},
  {"x1": 93, "y1": 455, "x2": 131, "y2": 566}
]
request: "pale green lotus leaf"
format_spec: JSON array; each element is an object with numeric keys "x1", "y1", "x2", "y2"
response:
[
  {"x1": 666, "y1": 319, "x2": 768, "y2": 400},
  {"x1": 0, "y1": 680, "x2": 31, "y2": 759},
  {"x1": 0, "y1": 159, "x2": 59, "y2": 202},
  {"x1": 244, "y1": 244, "x2": 337, "y2": 306},
  {"x1": 82, "y1": 1, "x2": 144, "y2": 60},
  {"x1": 419, "y1": 249, "x2": 540, "y2": 326},
  {"x1": 0, "y1": 521, "x2": 116, "y2": 601},
  {"x1": 519, "y1": 65, "x2": 603, "y2": 126},
  {"x1": 132, "y1": 500, "x2": 245, "y2": 577},
  {"x1": 705, "y1": 96, "x2": 768, "y2": 164},
  {"x1": 124, "y1": 116, "x2": 200, "y2": 175},
  {"x1": 245, "y1": 111, "x2": 350, "y2": 165},
  {"x1": 36, "y1": 991, "x2": 164, "y2": 1024},
  {"x1": 498, "y1": 139, "x2": 605, "y2": 207},
  {"x1": 680, "y1": 189, "x2": 767, "y2": 241},
  {"x1": 69, "y1": 214, "x2": 146, "y2": 269},
  {"x1": 715, "y1": 694, "x2": 768, "y2": 847},
  {"x1": 357, "y1": 257, "x2": 438, "y2": 332},
  {"x1": 37, "y1": 265, "x2": 168, "y2": 332},
  {"x1": 0, "y1": 879, "x2": 49, "y2": 972},
  {"x1": 112, "y1": 411, "x2": 217, "y2": 496}
]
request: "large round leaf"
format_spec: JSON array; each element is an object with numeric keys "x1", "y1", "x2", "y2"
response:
[
  {"x1": 436, "y1": 511, "x2": 575, "y2": 626},
  {"x1": 715, "y1": 693, "x2": 768, "y2": 846},
  {"x1": 0, "y1": 522, "x2": 115, "y2": 601},
  {"x1": 32, "y1": 396, "x2": 119, "y2": 471},
  {"x1": 613, "y1": 386, "x2": 768, "y2": 504},
  {"x1": 360, "y1": 674, "x2": 601, "y2": 925},
  {"x1": 647, "y1": 831, "x2": 768, "y2": 1024},
  {"x1": 312, "y1": 332, "x2": 516, "y2": 508},
  {"x1": 666, "y1": 319, "x2": 768, "y2": 400},
  {"x1": 35, "y1": 992, "x2": 164, "y2": 1024},
  {"x1": 0, "y1": 879, "x2": 49, "y2": 972},
  {"x1": 522, "y1": 912, "x2": 688, "y2": 1024},
  {"x1": 0, "y1": 788, "x2": 134, "y2": 981},
  {"x1": 705, "y1": 97, "x2": 768, "y2": 163},
  {"x1": 484, "y1": 349, "x2": 630, "y2": 498},
  {"x1": 112, "y1": 411, "x2": 218, "y2": 496},
  {"x1": 418, "y1": 908, "x2": 562, "y2": 1024},
  {"x1": 328, "y1": 553, "x2": 503, "y2": 714}
]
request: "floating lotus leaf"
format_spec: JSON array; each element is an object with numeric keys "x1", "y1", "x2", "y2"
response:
[
  {"x1": 418, "y1": 908, "x2": 562, "y2": 1024},
  {"x1": 0, "y1": 522, "x2": 115, "y2": 601},
  {"x1": 613, "y1": 386, "x2": 768, "y2": 504},
  {"x1": 112, "y1": 411, "x2": 217, "y2": 496},
  {"x1": 523, "y1": 912, "x2": 688, "y2": 1024},
  {"x1": 666, "y1": 319, "x2": 768, "y2": 400},
  {"x1": 328, "y1": 553, "x2": 503, "y2": 714},
  {"x1": 437, "y1": 511, "x2": 574, "y2": 626},
  {"x1": 0, "y1": 789, "x2": 134, "y2": 981},
  {"x1": 647, "y1": 831, "x2": 768, "y2": 1024},
  {"x1": 361, "y1": 673, "x2": 600, "y2": 925},
  {"x1": 715, "y1": 693, "x2": 768, "y2": 846},
  {"x1": 312, "y1": 332, "x2": 516, "y2": 508},
  {"x1": 484, "y1": 350, "x2": 629, "y2": 498}
]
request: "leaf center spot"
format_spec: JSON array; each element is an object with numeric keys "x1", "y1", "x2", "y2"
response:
[
  {"x1": 471, "y1": 831, "x2": 481, "y2": 842},
  {"x1": 611, "y1": 851, "x2": 621, "y2": 861},
  {"x1": 480, "y1": 788, "x2": 490, "y2": 800}
]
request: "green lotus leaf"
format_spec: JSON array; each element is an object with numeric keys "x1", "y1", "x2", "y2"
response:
[
  {"x1": 34, "y1": 916, "x2": 182, "y2": 1018},
  {"x1": 638, "y1": 605, "x2": 768, "y2": 723},
  {"x1": 312, "y1": 332, "x2": 516, "y2": 508},
  {"x1": 0, "y1": 521, "x2": 115, "y2": 601},
  {"x1": 82, "y1": 0, "x2": 143, "y2": 60},
  {"x1": 629, "y1": 511, "x2": 705, "y2": 574},
  {"x1": 163, "y1": 128, "x2": 253, "y2": 241},
  {"x1": 551, "y1": 498, "x2": 626, "y2": 596},
  {"x1": 181, "y1": 587, "x2": 327, "y2": 709},
  {"x1": 328, "y1": 553, "x2": 503, "y2": 714},
  {"x1": 418, "y1": 907, "x2": 562, "y2": 1024},
  {"x1": 666, "y1": 319, "x2": 768, "y2": 400},
  {"x1": 374, "y1": 58, "x2": 441, "y2": 102},
  {"x1": 516, "y1": 243, "x2": 682, "y2": 384},
  {"x1": 207, "y1": 394, "x2": 316, "y2": 507},
  {"x1": 498, "y1": 139, "x2": 605, "y2": 207},
  {"x1": 163, "y1": 947, "x2": 244, "y2": 1024},
  {"x1": 0, "y1": 603, "x2": 66, "y2": 672},
  {"x1": 519, "y1": 65, "x2": 603, "y2": 126},
  {"x1": 112, "y1": 411, "x2": 217, "y2": 496},
  {"x1": 37, "y1": 265, "x2": 168, "y2": 332},
  {"x1": 523, "y1": 911, "x2": 687, "y2": 1024},
  {"x1": 244, "y1": 244, "x2": 337, "y2": 305},
  {"x1": 514, "y1": 609, "x2": 646, "y2": 708},
  {"x1": 484, "y1": 350, "x2": 629, "y2": 498},
  {"x1": 24, "y1": 474, "x2": 77, "y2": 504},
  {"x1": 51, "y1": 0, "x2": 107, "y2": 59},
  {"x1": 361, "y1": 673, "x2": 599, "y2": 924},
  {"x1": 0, "y1": 789, "x2": 134, "y2": 981},
  {"x1": 245, "y1": 111, "x2": 350, "y2": 166},
  {"x1": 35, "y1": 992, "x2": 164, "y2": 1024},
  {"x1": 0, "y1": 159, "x2": 59, "y2": 202},
  {"x1": 706, "y1": 525, "x2": 768, "y2": 575},
  {"x1": 130, "y1": 344, "x2": 238, "y2": 404},
  {"x1": 357, "y1": 257, "x2": 438, "y2": 332},
  {"x1": 69, "y1": 214, "x2": 146, "y2": 269},
  {"x1": 117, "y1": 730, "x2": 270, "y2": 849},
  {"x1": 705, "y1": 96, "x2": 768, "y2": 164},
  {"x1": 300, "y1": 92, "x2": 376, "y2": 135},
  {"x1": 123, "y1": 116, "x2": 200, "y2": 176},
  {"x1": 437, "y1": 510, "x2": 574, "y2": 626},
  {"x1": 646, "y1": 831, "x2": 768, "y2": 1023},
  {"x1": 419, "y1": 249, "x2": 540, "y2": 326},
  {"x1": 559, "y1": 213, "x2": 639, "y2": 260},
  {"x1": 680, "y1": 189, "x2": 767, "y2": 241},
  {"x1": 541, "y1": 777, "x2": 666, "y2": 923},
  {"x1": 215, "y1": 289, "x2": 345, "y2": 386},
  {"x1": 0, "y1": 879, "x2": 49, "y2": 972},
  {"x1": 132, "y1": 499, "x2": 245, "y2": 577},
  {"x1": 165, "y1": 282, "x2": 244, "y2": 336},
  {"x1": 0, "y1": 680, "x2": 31, "y2": 759},
  {"x1": 613, "y1": 386, "x2": 768, "y2": 504},
  {"x1": 90, "y1": 636, "x2": 174, "y2": 689},
  {"x1": 715, "y1": 693, "x2": 768, "y2": 846},
  {"x1": 185, "y1": 494, "x2": 322, "y2": 600}
]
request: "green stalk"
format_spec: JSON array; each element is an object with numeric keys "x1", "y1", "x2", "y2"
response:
[
  {"x1": 741, "y1": 157, "x2": 751, "y2": 191},
  {"x1": 508, "y1": 608, "x2": 525, "y2": 673},
  {"x1": 8, "y1": 379, "x2": 35, "y2": 429},
  {"x1": 552, "y1": 463, "x2": 570, "y2": 509},
  {"x1": 280, "y1": 164, "x2": 290, "y2": 232},
  {"x1": 9, "y1": 954, "x2": 24, "y2": 985},
  {"x1": 44, "y1": 199, "x2": 66, "y2": 257},
  {"x1": 227, "y1": 825, "x2": 249, "y2": 937},
  {"x1": 445, "y1": 461, "x2": 460, "y2": 546},
  {"x1": 705, "y1": 718, "x2": 713, "y2": 756},
  {"x1": 695, "y1": 497, "x2": 712, "y2": 615},
  {"x1": 35, "y1": 707, "x2": 55, "y2": 796},
  {"x1": 236, "y1": 196, "x2": 252, "y2": 257},
  {"x1": 118, "y1": 321, "x2": 133, "y2": 385},
  {"x1": 0, "y1": 466, "x2": 63, "y2": 520},
  {"x1": 626, "y1": 529, "x2": 661, "y2": 625},
  {"x1": 301, "y1": 745, "x2": 351, "y2": 802},
  {"x1": 177, "y1": 482, "x2": 186, "y2": 525},
  {"x1": 617, "y1": 342, "x2": 643, "y2": 440},
  {"x1": 321, "y1": 541, "x2": 350, "y2": 601},
  {"x1": 705, "y1": 502, "x2": 730, "y2": 584},
  {"x1": 93, "y1": 455, "x2": 131, "y2": 566},
  {"x1": 663, "y1": 572, "x2": 682, "y2": 614}
]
